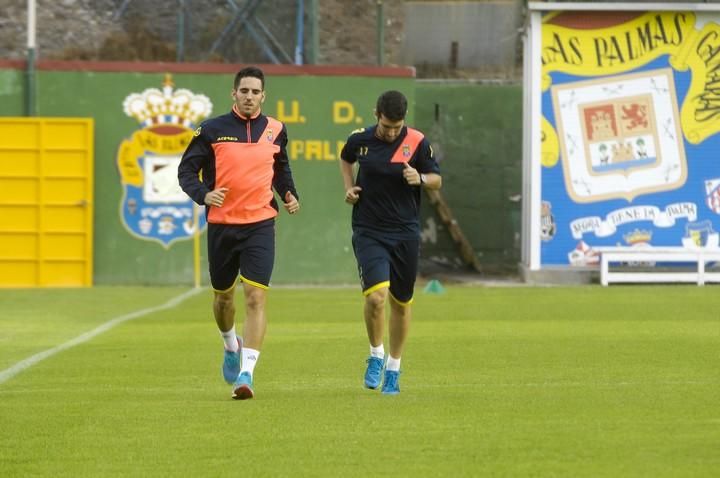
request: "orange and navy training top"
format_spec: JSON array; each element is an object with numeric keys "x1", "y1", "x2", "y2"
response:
[
  {"x1": 340, "y1": 125, "x2": 440, "y2": 239},
  {"x1": 178, "y1": 106, "x2": 298, "y2": 225}
]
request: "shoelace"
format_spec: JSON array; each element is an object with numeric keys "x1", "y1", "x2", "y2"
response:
[
  {"x1": 367, "y1": 358, "x2": 383, "y2": 375},
  {"x1": 225, "y1": 350, "x2": 239, "y2": 363},
  {"x1": 384, "y1": 372, "x2": 398, "y2": 389}
]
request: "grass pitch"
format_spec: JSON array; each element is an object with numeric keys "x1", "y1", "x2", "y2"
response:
[{"x1": 0, "y1": 285, "x2": 718, "y2": 477}]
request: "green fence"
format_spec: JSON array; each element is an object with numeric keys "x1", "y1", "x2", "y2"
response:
[
  {"x1": 415, "y1": 81, "x2": 522, "y2": 275},
  {"x1": 0, "y1": 62, "x2": 522, "y2": 284}
]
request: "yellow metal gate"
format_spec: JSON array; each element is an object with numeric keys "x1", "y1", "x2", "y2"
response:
[{"x1": 0, "y1": 118, "x2": 94, "y2": 287}]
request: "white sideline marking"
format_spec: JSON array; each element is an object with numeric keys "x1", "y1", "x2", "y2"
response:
[{"x1": 0, "y1": 288, "x2": 204, "y2": 385}]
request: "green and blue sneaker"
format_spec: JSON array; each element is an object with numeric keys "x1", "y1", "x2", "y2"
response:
[
  {"x1": 381, "y1": 370, "x2": 400, "y2": 395},
  {"x1": 222, "y1": 337, "x2": 242, "y2": 384},
  {"x1": 232, "y1": 371, "x2": 254, "y2": 400},
  {"x1": 364, "y1": 356, "x2": 384, "y2": 389}
]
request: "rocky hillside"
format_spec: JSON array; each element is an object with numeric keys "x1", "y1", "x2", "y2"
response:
[{"x1": 0, "y1": 0, "x2": 405, "y2": 66}]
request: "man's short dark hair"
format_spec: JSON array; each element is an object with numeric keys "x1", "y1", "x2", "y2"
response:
[
  {"x1": 234, "y1": 66, "x2": 265, "y2": 90},
  {"x1": 376, "y1": 90, "x2": 408, "y2": 121}
]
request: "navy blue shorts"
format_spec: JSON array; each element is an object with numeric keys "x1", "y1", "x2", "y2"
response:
[
  {"x1": 207, "y1": 219, "x2": 275, "y2": 292},
  {"x1": 351, "y1": 230, "x2": 419, "y2": 304}
]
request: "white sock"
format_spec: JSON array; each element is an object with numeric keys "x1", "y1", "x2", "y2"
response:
[
  {"x1": 386, "y1": 355, "x2": 401, "y2": 372},
  {"x1": 240, "y1": 348, "x2": 260, "y2": 375},
  {"x1": 370, "y1": 344, "x2": 385, "y2": 359},
  {"x1": 220, "y1": 326, "x2": 239, "y2": 352}
]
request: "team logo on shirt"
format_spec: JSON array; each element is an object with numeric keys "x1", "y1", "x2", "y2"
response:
[
  {"x1": 117, "y1": 74, "x2": 213, "y2": 247},
  {"x1": 402, "y1": 144, "x2": 411, "y2": 157},
  {"x1": 266, "y1": 128, "x2": 275, "y2": 142}
]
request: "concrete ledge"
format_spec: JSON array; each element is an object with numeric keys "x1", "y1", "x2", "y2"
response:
[{"x1": 518, "y1": 263, "x2": 597, "y2": 285}]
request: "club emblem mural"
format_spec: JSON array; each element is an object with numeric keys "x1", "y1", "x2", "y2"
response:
[
  {"x1": 534, "y1": 10, "x2": 720, "y2": 267},
  {"x1": 116, "y1": 75, "x2": 212, "y2": 247}
]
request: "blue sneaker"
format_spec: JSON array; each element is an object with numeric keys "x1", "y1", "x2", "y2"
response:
[
  {"x1": 381, "y1": 370, "x2": 400, "y2": 395},
  {"x1": 222, "y1": 337, "x2": 242, "y2": 384},
  {"x1": 364, "y1": 356, "x2": 384, "y2": 389},
  {"x1": 232, "y1": 371, "x2": 254, "y2": 400}
]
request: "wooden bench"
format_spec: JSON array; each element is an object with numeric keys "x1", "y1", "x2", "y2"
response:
[{"x1": 598, "y1": 247, "x2": 720, "y2": 286}]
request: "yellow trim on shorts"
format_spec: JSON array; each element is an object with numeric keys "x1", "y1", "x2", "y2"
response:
[
  {"x1": 363, "y1": 281, "x2": 390, "y2": 296},
  {"x1": 212, "y1": 277, "x2": 239, "y2": 294},
  {"x1": 239, "y1": 274, "x2": 269, "y2": 290},
  {"x1": 389, "y1": 291, "x2": 413, "y2": 307}
]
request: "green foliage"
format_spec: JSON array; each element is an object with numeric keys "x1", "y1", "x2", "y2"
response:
[{"x1": 0, "y1": 285, "x2": 718, "y2": 476}]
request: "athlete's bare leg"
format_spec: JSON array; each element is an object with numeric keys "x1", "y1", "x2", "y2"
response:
[
  {"x1": 241, "y1": 283, "x2": 267, "y2": 350},
  {"x1": 213, "y1": 288, "x2": 236, "y2": 333},
  {"x1": 388, "y1": 298, "x2": 411, "y2": 359},
  {"x1": 364, "y1": 288, "x2": 388, "y2": 347}
]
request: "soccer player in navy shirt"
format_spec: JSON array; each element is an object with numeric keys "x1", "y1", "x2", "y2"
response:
[{"x1": 340, "y1": 90, "x2": 441, "y2": 395}]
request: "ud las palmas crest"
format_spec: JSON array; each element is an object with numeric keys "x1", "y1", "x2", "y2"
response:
[
  {"x1": 117, "y1": 75, "x2": 212, "y2": 247},
  {"x1": 551, "y1": 69, "x2": 687, "y2": 203}
]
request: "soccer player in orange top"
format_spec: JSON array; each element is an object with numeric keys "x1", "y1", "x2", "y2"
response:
[
  {"x1": 340, "y1": 90, "x2": 441, "y2": 395},
  {"x1": 178, "y1": 66, "x2": 299, "y2": 400}
]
